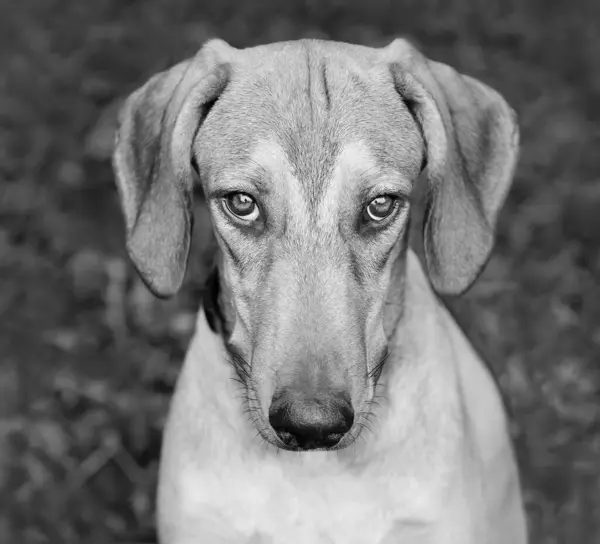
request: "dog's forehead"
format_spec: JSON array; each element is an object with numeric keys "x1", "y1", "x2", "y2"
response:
[{"x1": 196, "y1": 39, "x2": 423, "y2": 191}]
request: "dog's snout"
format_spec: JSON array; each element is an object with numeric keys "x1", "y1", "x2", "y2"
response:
[{"x1": 268, "y1": 393, "x2": 354, "y2": 450}]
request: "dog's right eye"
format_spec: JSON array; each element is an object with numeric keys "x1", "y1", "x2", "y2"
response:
[{"x1": 223, "y1": 192, "x2": 260, "y2": 222}]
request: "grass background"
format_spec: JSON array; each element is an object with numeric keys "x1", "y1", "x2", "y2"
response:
[{"x1": 1, "y1": 0, "x2": 599, "y2": 542}]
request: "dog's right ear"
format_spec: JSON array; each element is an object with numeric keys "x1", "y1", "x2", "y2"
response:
[{"x1": 113, "y1": 40, "x2": 233, "y2": 298}]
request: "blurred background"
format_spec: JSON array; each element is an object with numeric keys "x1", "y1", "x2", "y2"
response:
[{"x1": 1, "y1": 0, "x2": 599, "y2": 542}]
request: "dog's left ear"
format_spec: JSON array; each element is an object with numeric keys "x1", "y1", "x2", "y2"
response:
[
  {"x1": 383, "y1": 39, "x2": 520, "y2": 295},
  {"x1": 113, "y1": 40, "x2": 233, "y2": 298}
]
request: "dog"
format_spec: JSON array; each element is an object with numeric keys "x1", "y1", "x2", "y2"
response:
[{"x1": 113, "y1": 37, "x2": 527, "y2": 544}]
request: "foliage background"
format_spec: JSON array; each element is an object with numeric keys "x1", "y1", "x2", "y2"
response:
[{"x1": 1, "y1": 0, "x2": 599, "y2": 542}]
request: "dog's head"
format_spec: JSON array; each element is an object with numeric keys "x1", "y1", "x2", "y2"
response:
[{"x1": 113, "y1": 38, "x2": 519, "y2": 452}]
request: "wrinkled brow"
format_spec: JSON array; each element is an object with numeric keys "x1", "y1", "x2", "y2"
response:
[
  {"x1": 355, "y1": 168, "x2": 413, "y2": 197},
  {"x1": 207, "y1": 161, "x2": 272, "y2": 198}
]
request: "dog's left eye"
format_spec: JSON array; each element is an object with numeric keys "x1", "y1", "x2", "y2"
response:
[
  {"x1": 224, "y1": 193, "x2": 260, "y2": 221},
  {"x1": 364, "y1": 195, "x2": 398, "y2": 222}
]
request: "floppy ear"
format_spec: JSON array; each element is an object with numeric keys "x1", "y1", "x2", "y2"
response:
[
  {"x1": 112, "y1": 40, "x2": 232, "y2": 298},
  {"x1": 384, "y1": 39, "x2": 519, "y2": 295}
]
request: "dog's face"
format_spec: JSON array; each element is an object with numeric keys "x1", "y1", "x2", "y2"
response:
[
  {"x1": 113, "y1": 39, "x2": 519, "y2": 451},
  {"x1": 195, "y1": 44, "x2": 423, "y2": 450}
]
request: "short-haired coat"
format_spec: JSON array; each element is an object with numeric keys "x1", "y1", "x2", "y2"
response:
[{"x1": 113, "y1": 37, "x2": 527, "y2": 544}]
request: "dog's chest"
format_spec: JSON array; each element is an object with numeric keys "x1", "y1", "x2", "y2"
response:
[{"x1": 179, "y1": 454, "x2": 436, "y2": 544}]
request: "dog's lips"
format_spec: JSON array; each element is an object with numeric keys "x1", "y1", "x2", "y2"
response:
[{"x1": 270, "y1": 430, "x2": 360, "y2": 452}]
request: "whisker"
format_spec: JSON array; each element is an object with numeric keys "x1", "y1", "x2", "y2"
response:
[
  {"x1": 229, "y1": 376, "x2": 246, "y2": 387},
  {"x1": 367, "y1": 349, "x2": 391, "y2": 381},
  {"x1": 362, "y1": 412, "x2": 378, "y2": 423}
]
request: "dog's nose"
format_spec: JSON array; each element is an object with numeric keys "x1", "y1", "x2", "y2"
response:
[{"x1": 268, "y1": 393, "x2": 354, "y2": 450}]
